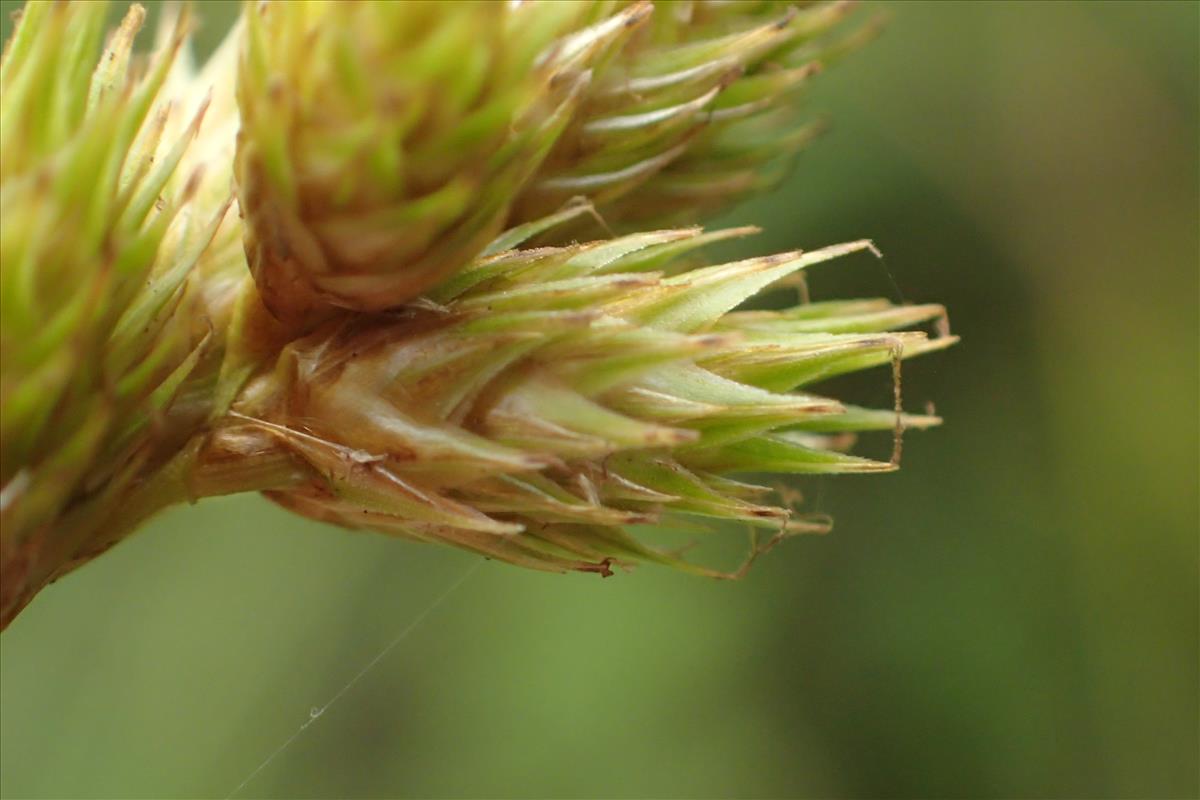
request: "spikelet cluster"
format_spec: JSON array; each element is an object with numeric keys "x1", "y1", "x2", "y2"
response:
[
  {"x1": 216, "y1": 221, "x2": 953, "y2": 576},
  {"x1": 0, "y1": 0, "x2": 953, "y2": 626},
  {"x1": 236, "y1": 0, "x2": 615, "y2": 320},
  {"x1": 516, "y1": 0, "x2": 874, "y2": 225},
  {"x1": 0, "y1": 3, "x2": 235, "y2": 621},
  {"x1": 234, "y1": 0, "x2": 877, "y2": 319}
]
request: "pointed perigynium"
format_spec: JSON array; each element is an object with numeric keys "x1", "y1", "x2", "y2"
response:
[
  {"x1": 212, "y1": 227, "x2": 955, "y2": 577},
  {"x1": 234, "y1": 0, "x2": 646, "y2": 323},
  {"x1": 0, "y1": 3, "x2": 238, "y2": 626}
]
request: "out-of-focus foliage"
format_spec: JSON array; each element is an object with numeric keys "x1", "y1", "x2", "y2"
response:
[{"x1": 0, "y1": 2, "x2": 1195, "y2": 799}]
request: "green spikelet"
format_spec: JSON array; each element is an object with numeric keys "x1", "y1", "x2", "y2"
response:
[
  {"x1": 235, "y1": 0, "x2": 636, "y2": 321},
  {"x1": 0, "y1": 2, "x2": 237, "y2": 625},
  {"x1": 514, "y1": 0, "x2": 877, "y2": 225},
  {"x1": 212, "y1": 223, "x2": 955, "y2": 576},
  {"x1": 234, "y1": 0, "x2": 871, "y2": 320}
]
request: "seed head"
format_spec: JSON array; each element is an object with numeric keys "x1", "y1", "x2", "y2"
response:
[
  {"x1": 0, "y1": 0, "x2": 952, "y2": 627},
  {"x1": 235, "y1": 0, "x2": 630, "y2": 322},
  {"x1": 514, "y1": 0, "x2": 877, "y2": 225},
  {"x1": 212, "y1": 222, "x2": 954, "y2": 576},
  {"x1": 0, "y1": 1, "x2": 236, "y2": 624}
]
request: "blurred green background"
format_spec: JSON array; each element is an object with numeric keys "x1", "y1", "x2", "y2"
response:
[{"x1": 1, "y1": 2, "x2": 1197, "y2": 798}]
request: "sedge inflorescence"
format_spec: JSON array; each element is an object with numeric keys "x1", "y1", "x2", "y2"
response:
[{"x1": 0, "y1": 0, "x2": 954, "y2": 627}]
